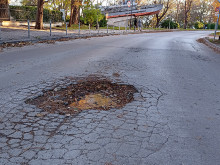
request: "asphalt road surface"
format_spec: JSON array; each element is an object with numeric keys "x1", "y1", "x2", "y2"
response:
[{"x1": 1, "y1": 31, "x2": 220, "y2": 165}]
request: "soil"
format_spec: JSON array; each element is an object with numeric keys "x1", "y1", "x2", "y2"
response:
[
  {"x1": 26, "y1": 77, "x2": 137, "y2": 115},
  {"x1": 1, "y1": 42, "x2": 34, "y2": 48}
]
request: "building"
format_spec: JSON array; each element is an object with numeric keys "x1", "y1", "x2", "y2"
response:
[{"x1": 101, "y1": 3, "x2": 163, "y2": 27}]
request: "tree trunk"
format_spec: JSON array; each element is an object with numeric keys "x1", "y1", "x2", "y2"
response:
[
  {"x1": 72, "y1": 6, "x2": 79, "y2": 24},
  {"x1": 176, "y1": 0, "x2": 179, "y2": 24},
  {"x1": 0, "y1": 0, "x2": 10, "y2": 21},
  {"x1": 69, "y1": 0, "x2": 74, "y2": 27},
  {"x1": 154, "y1": 0, "x2": 170, "y2": 28},
  {"x1": 69, "y1": 0, "x2": 80, "y2": 27},
  {"x1": 184, "y1": 0, "x2": 192, "y2": 29},
  {"x1": 35, "y1": 0, "x2": 44, "y2": 29},
  {"x1": 184, "y1": 0, "x2": 187, "y2": 29},
  {"x1": 155, "y1": 14, "x2": 160, "y2": 28}
]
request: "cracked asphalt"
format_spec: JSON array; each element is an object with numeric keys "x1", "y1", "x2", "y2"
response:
[{"x1": 0, "y1": 31, "x2": 220, "y2": 165}]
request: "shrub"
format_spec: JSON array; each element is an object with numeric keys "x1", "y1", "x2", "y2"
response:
[
  {"x1": 99, "y1": 16, "x2": 107, "y2": 27},
  {"x1": 194, "y1": 21, "x2": 204, "y2": 29},
  {"x1": 205, "y1": 23, "x2": 220, "y2": 29},
  {"x1": 81, "y1": 6, "x2": 105, "y2": 27},
  {"x1": 160, "y1": 19, "x2": 178, "y2": 29}
]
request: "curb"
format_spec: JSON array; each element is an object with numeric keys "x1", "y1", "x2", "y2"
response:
[
  {"x1": 0, "y1": 33, "x2": 112, "y2": 45},
  {"x1": 199, "y1": 37, "x2": 220, "y2": 52},
  {"x1": 0, "y1": 29, "x2": 174, "y2": 48}
]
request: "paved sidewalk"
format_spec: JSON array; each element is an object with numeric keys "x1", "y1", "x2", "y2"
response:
[
  {"x1": 0, "y1": 26, "x2": 130, "y2": 43},
  {"x1": 0, "y1": 26, "x2": 173, "y2": 44}
]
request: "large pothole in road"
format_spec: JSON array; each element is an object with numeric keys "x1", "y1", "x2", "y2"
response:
[{"x1": 26, "y1": 77, "x2": 137, "y2": 115}]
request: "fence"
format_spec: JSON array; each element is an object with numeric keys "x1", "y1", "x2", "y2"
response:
[
  {"x1": 0, "y1": 5, "x2": 149, "y2": 43},
  {"x1": 0, "y1": 18, "x2": 142, "y2": 43}
]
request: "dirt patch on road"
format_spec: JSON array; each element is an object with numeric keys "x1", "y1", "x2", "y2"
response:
[{"x1": 26, "y1": 77, "x2": 137, "y2": 115}]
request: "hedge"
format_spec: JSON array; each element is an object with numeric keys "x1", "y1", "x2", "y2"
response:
[{"x1": 9, "y1": 6, "x2": 62, "y2": 22}]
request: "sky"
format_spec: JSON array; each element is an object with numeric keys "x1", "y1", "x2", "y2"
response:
[{"x1": 9, "y1": 0, "x2": 21, "y2": 5}]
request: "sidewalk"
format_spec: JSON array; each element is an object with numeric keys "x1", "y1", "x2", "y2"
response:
[{"x1": 0, "y1": 26, "x2": 174, "y2": 45}]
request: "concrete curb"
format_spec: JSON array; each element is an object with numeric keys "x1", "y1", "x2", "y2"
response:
[
  {"x1": 0, "y1": 29, "x2": 174, "y2": 47},
  {"x1": 0, "y1": 33, "x2": 117, "y2": 46},
  {"x1": 200, "y1": 37, "x2": 220, "y2": 52}
]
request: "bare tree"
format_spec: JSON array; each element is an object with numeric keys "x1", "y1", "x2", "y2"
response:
[
  {"x1": 176, "y1": 0, "x2": 180, "y2": 24},
  {"x1": 184, "y1": 0, "x2": 192, "y2": 29},
  {"x1": 155, "y1": 0, "x2": 171, "y2": 28},
  {"x1": 35, "y1": 0, "x2": 44, "y2": 29}
]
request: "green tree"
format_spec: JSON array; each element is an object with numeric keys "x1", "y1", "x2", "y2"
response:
[
  {"x1": 44, "y1": 0, "x2": 70, "y2": 13},
  {"x1": 81, "y1": 5, "x2": 104, "y2": 27}
]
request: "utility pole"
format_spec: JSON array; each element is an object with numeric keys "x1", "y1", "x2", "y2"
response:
[
  {"x1": 78, "y1": 5, "x2": 80, "y2": 34},
  {"x1": 214, "y1": 0, "x2": 220, "y2": 40},
  {"x1": 130, "y1": 0, "x2": 133, "y2": 28},
  {"x1": 214, "y1": 9, "x2": 220, "y2": 40}
]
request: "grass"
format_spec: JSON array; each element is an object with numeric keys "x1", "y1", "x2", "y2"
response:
[
  {"x1": 208, "y1": 38, "x2": 220, "y2": 44},
  {"x1": 209, "y1": 32, "x2": 220, "y2": 36},
  {"x1": 54, "y1": 24, "x2": 214, "y2": 32},
  {"x1": 55, "y1": 24, "x2": 171, "y2": 31},
  {"x1": 55, "y1": 24, "x2": 130, "y2": 30},
  {"x1": 55, "y1": 24, "x2": 95, "y2": 30},
  {"x1": 178, "y1": 28, "x2": 213, "y2": 31}
]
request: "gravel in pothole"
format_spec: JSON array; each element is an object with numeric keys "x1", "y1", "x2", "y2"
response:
[{"x1": 26, "y1": 78, "x2": 137, "y2": 115}]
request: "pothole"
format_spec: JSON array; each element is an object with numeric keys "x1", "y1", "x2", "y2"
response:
[{"x1": 26, "y1": 77, "x2": 137, "y2": 115}]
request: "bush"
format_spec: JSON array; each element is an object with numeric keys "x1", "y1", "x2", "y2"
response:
[
  {"x1": 66, "y1": 15, "x2": 70, "y2": 22},
  {"x1": 99, "y1": 16, "x2": 107, "y2": 27},
  {"x1": 160, "y1": 19, "x2": 178, "y2": 29},
  {"x1": 9, "y1": 5, "x2": 62, "y2": 22},
  {"x1": 194, "y1": 21, "x2": 204, "y2": 29},
  {"x1": 206, "y1": 23, "x2": 219, "y2": 29},
  {"x1": 204, "y1": 23, "x2": 220, "y2": 29}
]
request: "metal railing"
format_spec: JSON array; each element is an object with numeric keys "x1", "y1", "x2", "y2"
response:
[{"x1": 0, "y1": 19, "x2": 138, "y2": 42}]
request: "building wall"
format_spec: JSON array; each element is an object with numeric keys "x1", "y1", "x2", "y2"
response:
[{"x1": 107, "y1": 16, "x2": 135, "y2": 27}]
